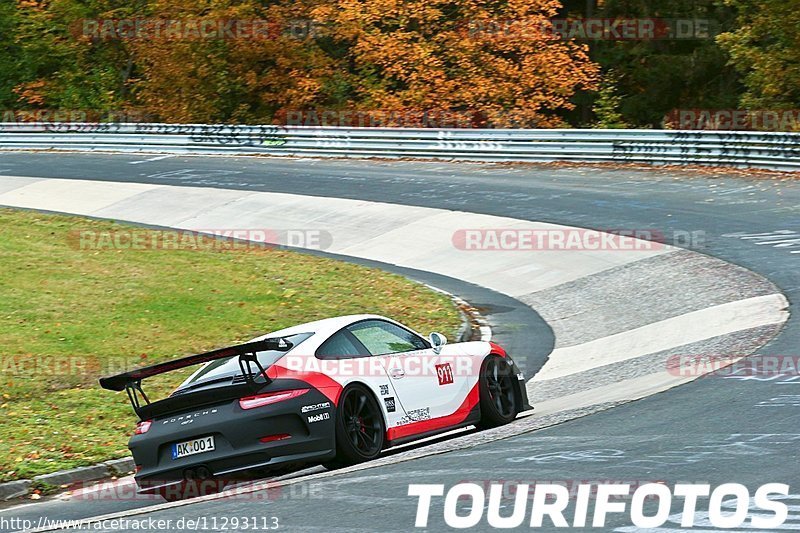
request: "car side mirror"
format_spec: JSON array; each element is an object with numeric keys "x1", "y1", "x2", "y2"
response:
[{"x1": 429, "y1": 332, "x2": 447, "y2": 354}]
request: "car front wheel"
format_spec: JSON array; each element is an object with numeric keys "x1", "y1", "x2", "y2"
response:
[{"x1": 478, "y1": 355, "x2": 519, "y2": 428}]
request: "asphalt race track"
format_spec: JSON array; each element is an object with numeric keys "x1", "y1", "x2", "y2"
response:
[{"x1": 0, "y1": 152, "x2": 798, "y2": 531}]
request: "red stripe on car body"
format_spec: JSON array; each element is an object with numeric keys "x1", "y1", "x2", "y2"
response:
[
  {"x1": 268, "y1": 364, "x2": 343, "y2": 405},
  {"x1": 386, "y1": 383, "x2": 480, "y2": 441},
  {"x1": 489, "y1": 342, "x2": 507, "y2": 357}
]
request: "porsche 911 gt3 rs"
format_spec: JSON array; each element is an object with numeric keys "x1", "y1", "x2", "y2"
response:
[{"x1": 100, "y1": 315, "x2": 531, "y2": 500}]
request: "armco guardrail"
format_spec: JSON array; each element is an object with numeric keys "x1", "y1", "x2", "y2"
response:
[{"x1": 1, "y1": 123, "x2": 799, "y2": 171}]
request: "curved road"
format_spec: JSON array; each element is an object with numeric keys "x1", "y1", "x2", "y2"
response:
[{"x1": 1, "y1": 153, "x2": 798, "y2": 531}]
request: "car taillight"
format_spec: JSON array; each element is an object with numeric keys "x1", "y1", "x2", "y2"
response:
[
  {"x1": 259, "y1": 433, "x2": 292, "y2": 443},
  {"x1": 134, "y1": 420, "x2": 152, "y2": 435},
  {"x1": 239, "y1": 389, "x2": 309, "y2": 410}
]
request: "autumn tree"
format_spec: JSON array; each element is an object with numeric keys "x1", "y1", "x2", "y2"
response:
[
  {"x1": 11, "y1": 0, "x2": 796, "y2": 128},
  {"x1": 11, "y1": 0, "x2": 140, "y2": 116},
  {"x1": 717, "y1": 0, "x2": 800, "y2": 110},
  {"x1": 128, "y1": 0, "x2": 598, "y2": 126},
  {"x1": 308, "y1": 0, "x2": 598, "y2": 127},
  {"x1": 127, "y1": 0, "x2": 338, "y2": 123}
]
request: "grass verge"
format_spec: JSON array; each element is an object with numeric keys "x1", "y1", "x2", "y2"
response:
[{"x1": 0, "y1": 208, "x2": 461, "y2": 482}]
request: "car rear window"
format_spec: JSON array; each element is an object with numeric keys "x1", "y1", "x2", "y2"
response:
[{"x1": 177, "y1": 332, "x2": 314, "y2": 390}]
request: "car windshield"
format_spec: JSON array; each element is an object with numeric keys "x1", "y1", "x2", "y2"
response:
[{"x1": 176, "y1": 332, "x2": 313, "y2": 391}]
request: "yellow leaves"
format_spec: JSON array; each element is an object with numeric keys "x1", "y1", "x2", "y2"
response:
[{"x1": 16, "y1": 0, "x2": 44, "y2": 9}]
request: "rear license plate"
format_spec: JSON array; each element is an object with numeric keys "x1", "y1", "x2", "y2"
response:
[{"x1": 172, "y1": 436, "x2": 215, "y2": 460}]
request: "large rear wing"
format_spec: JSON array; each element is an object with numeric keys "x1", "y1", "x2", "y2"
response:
[{"x1": 98, "y1": 338, "x2": 293, "y2": 418}]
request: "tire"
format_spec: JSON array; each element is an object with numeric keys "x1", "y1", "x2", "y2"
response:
[
  {"x1": 330, "y1": 383, "x2": 385, "y2": 466},
  {"x1": 478, "y1": 355, "x2": 519, "y2": 428}
]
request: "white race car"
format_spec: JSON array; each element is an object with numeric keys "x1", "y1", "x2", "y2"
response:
[{"x1": 101, "y1": 314, "x2": 531, "y2": 499}]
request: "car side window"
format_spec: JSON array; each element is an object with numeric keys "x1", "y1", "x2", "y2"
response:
[
  {"x1": 316, "y1": 330, "x2": 369, "y2": 360},
  {"x1": 347, "y1": 320, "x2": 429, "y2": 356}
]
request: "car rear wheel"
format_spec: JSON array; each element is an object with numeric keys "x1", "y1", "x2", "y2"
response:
[
  {"x1": 328, "y1": 384, "x2": 385, "y2": 467},
  {"x1": 478, "y1": 355, "x2": 518, "y2": 428}
]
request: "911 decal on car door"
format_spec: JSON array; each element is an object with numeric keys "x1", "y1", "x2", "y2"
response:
[
  {"x1": 381, "y1": 350, "x2": 468, "y2": 421},
  {"x1": 436, "y1": 363, "x2": 454, "y2": 385}
]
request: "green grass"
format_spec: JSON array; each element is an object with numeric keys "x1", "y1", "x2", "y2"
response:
[{"x1": 0, "y1": 209, "x2": 461, "y2": 481}]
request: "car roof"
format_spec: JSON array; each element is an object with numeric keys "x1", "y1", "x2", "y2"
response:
[
  {"x1": 250, "y1": 314, "x2": 393, "y2": 343},
  {"x1": 179, "y1": 314, "x2": 427, "y2": 386}
]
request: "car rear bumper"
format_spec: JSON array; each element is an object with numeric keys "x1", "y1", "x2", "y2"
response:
[{"x1": 130, "y1": 386, "x2": 336, "y2": 493}]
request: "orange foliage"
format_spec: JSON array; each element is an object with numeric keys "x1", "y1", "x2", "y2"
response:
[
  {"x1": 129, "y1": 0, "x2": 334, "y2": 123},
  {"x1": 310, "y1": 0, "x2": 599, "y2": 126},
  {"x1": 13, "y1": 80, "x2": 48, "y2": 106},
  {"x1": 115, "y1": 0, "x2": 598, "y2": 125}
]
